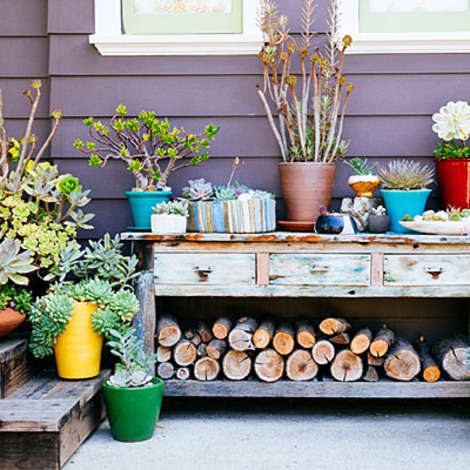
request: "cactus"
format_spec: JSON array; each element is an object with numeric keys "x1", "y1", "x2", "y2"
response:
[
  {"x1": 182, "y1": 179, "x2": 214, "y2": 202},
  {"x1": 153, "y1": 200, "x2": 189, "y2": 217},
  {"x1": 0, "y1": 239, "x2": 36, "y2": 286},
  {"x1": 379, "y1": 160, "x2": 435, "y2": 190},
  {"x1": 345, "y1": 158, "x2": 378, "y2": 176}
]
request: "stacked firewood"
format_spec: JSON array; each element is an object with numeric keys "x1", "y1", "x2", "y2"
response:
[{"x1": 155, "y1": 314, "x2": 470, "y2": 383}]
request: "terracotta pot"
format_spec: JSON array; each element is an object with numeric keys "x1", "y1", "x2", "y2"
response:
[
  {"x1": 0, "y1": 308, "x2": 26, "y2": 337},
  {"x1": 435, "y1": 159, "x2": 470, "y2": 210},
  {"x1": 279, "y1": 162, "x2": 336, "y2": 222}
]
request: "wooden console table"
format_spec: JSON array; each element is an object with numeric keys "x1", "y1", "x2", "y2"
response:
[{"x1": 123, "y1": 232, "x2": 470, "y2": 398}]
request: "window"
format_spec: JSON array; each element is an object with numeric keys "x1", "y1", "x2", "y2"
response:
[
  {"x1": 340, "y1": 0, "x2": 470, "y2": 53},
  {"x1": 90, "y1": 0, "x2": 263, "y2": 56}
]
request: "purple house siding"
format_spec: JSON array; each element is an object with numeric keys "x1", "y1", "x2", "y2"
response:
[{"x1": 1, "y1": 0, "x2": 465, "y2": 238}]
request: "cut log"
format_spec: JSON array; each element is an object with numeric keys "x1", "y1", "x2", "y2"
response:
[
  {"x1": 157, "y1": 362, "x2": 175, "y2": 379},
  {"x1": 206, "y1": 339, "x2": 227, "y2": 360},
  {"x1": 296, "y1": 321, "x2": 316, "y2": 349},
  {"x1": 330, "y1": 332, "x2": 351, "y2": 345},
  {"x1": 384, "y1": 337, "x2": 421, "y2": 382},
  {"x1": 197, "y1": 322, "x2": 213, "y2": 343},
  {"x1": 212, "y1": 317, "x2": 232, "y2": 340},
  {"x1": 173, "y1": 340, "x2": 197, "y2": 366},
  {"x1": 194, "y1": 357, "x2": 220, "y2": 381},
  {"x1": 367, "y1": 352, "x2": 384, "y2": 367},
  {"x1": 318, "y1": 318, "x2": 351, "y2": 336},
  {"x1": 184, "y1": 329, "x2": 202, "y2": 346},
  {"x1": 197, "y1": 343, "x2": 207, "y2": 357},
  {"x1": 176, "y1": 367, "x2": 191, "y2": 381},
  {"x1": 330, "y1": 349, "x2": 363, "y2": 382},
  {"x1": 350, "y1": 328, "x2": 373, "y2": 355},
  {"x1": 311, "y1": 339, "x2": 335, "y2": 365},
  {"x1": 254, "y1": 349, "x2": 284, "y2": 383},
  {"x1": 228, "y1": 317, "x2": 257, "y2": 351},
  {"x1": 222, "y1": 350, "x2": 252, "y2": 380},
  {"x1": 370, "y1": 325, "x2": 395, "y2": 358},
  {"x1": 157, "y1": 314, "x2": 181, "y2": 347},
  {"x1": 253, "y1": 320, "x2": 275, "y2": 349},
  {"x1": 416, "y1": 336, "x2": 441, "y2": 383},
  {"x1": 286, "y1": 350, "x2": 319, "y2": 381},
  {"x1": 433, "y1": 337, "x2": 470, "y2": 381},
  {"x1": 272, "y1": 323, "x2": 295, "y2": 356},
  {"x1": 156, "y1": 346, "x2": 172, "y2": 363},
  {"x1": 363, "y1": 365, "x2": 379, "y2": 383}
]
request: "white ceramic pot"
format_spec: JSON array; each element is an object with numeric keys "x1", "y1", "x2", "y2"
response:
[{"x1": 151, "y1": 214, "x2": 187, "y2": 234}]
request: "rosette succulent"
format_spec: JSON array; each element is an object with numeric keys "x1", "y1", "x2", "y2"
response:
[
  {"x1": 432, "y1": 101, "x2": 470, "y2": 142},
  {"x1": 379, "y1": 160, "x2": 435, "y2": 191}
]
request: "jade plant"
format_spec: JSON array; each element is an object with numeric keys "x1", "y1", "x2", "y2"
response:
[
  {"x1": 29, "y1": 234, "x2": 140, "y2": 359},
  {"x1": 73, "y1": 105, "x2": 220, "y2": 191},
  {"x1": 379, "y1": 160, "x2": 435, "y2": 191}
]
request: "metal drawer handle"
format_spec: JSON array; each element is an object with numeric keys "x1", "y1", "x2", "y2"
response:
[
  {"x1": 310, "y1": 264, "x2": 329, "y2": 273},
  {"x1": 194, "y1": 266, "x2": 213, "y2": 281},
  {"x1": 425, "y1": 266, "x2": 444, "y2": 280}
]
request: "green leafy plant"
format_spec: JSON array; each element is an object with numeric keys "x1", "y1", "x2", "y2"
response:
[
  {"x1": 379, "y1": 160, "x2": 435, "y2": 191},
  {"x1": 433, "y1": 141, "x2": 470, "y2": 161},
  {"x1": 345, "y1": 158, "x2": 379, "y2": 176},
  {"x1": 73, "y1": 106, "x2": 220, "y2": 191},
  {"x1": 153, "y1": 200, "x2": 189, "y2": 217},
  {"x1": 107, "y1": 327, "x2": 157, "y2": 388},
  {"x1": 0, "y1": 285, "x2": 33, "y2": 314},
  {"x1": 29, "y1": 234, "x2": 140, "y2": 359},
  {"x1": 0, "y1": 239, "x2": 36, "y2": 286}
]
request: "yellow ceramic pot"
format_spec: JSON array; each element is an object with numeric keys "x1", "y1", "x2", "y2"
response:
[
  {"x1": 54, "y1": 302, "x2": 103, "y2": 379},
  {"x1": 348, "y1": 175, "x2": 381, "y2": 198}
]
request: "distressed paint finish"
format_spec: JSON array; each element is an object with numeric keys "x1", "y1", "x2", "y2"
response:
[
  {"x1": 269, "y1": 254, "x2": 371, "y2": 287},
  {"x1": 384, "y1": 254, "x2": 470, "y2": 286}
]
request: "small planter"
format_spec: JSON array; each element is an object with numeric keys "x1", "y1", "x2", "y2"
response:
[
  {"x1": 369, "y1": 214, "x2": 390, "y2": 233},
  {"x1": 126, "y1": 190, "x2": 172, "y2": 230},
  {"x1": 381, "y1": 189, "x2": 431, "y2": 233},
  {"x1": 435, "y1": 159, "x2": 470, "y2": 210},
  {"x1": 315, "y1": 214, "x2": 357, "y2": 235},
  {"x1": 102, "y1": 378, "x2": 164, "y2": 442},
  {"x1": 54, "y1": 302, "x2": 103, "y2": 380},
  {"x1": 0, "y1": 308, "x2": 26, "y2": 337},
  {"x1": 151, "y1": 214, "x2": 187, "y2": 234},
  {"x1": 188, "y1": 199, "x2": 276, "y2": 233},
  {"x1": 348, "y1": 175, "x2": 381, "y2": 198}
]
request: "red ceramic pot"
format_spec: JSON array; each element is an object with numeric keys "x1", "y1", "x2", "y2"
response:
[
  {"x1": 435, "y1": 159, "x2": 470, "y2": 209},
  {"x1": 0, "y1": 308, "x2": 26, "y2": 337}
]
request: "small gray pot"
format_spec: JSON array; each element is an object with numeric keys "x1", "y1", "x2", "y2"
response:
[{"x1": 369, "y1": 214, "x2": 390, "y2": 233}]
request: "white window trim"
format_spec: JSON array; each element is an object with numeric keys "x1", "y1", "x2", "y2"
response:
[
  {"x1": 90, "y1": 0, "x2": 263, "y2": 56},
  {"x1": 340, "y1": 0, "x2": 470, "y2": 54}
]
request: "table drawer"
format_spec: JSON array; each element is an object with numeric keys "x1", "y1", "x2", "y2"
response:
[
  {"x1": 154, "y1": 253, "x2": 256, "y2": 285},
  {"x1": 269, "y1": 254, "x2": 371, "y2": 286},
  {"x1": 384, "y1": 255, "x2": 470, "y2": 286}
]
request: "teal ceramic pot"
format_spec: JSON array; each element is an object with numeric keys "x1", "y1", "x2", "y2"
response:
[
  {"x1": 126, "y1": 191, "x2": 172, "y2": 230},
  {"x1": 381, "y1": 189, "x2": 431, "y2": 233}
]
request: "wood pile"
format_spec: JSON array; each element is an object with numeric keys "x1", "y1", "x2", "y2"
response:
[{"x1": 156, "y1": 314, "x2": 469, "y2": 383}]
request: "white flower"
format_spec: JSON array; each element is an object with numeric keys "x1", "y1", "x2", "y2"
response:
[{"x1": 432, "y1": 101, "x2": 470, "y2": 141}]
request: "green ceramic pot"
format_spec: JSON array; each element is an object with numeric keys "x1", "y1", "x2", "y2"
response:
[
  {"x1": 126, "y1": 190, "x2": 172, "y2": 230},
  {"x1": 102, "y1": 378, "x2": 164, "y2": 442}
]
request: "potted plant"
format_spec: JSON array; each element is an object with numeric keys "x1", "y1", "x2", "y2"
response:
[
  {"x1": 74, "y1": 106, "x2": 220, "y2": 230},
  {"x1": 379, "y1": 160, "x2": 435, "y2": 233},
  {"x1": 151, "y1": 200, "x2": 189, "y2": 234},
  {"x1": 368, "y1": 205, "x2": 390, "y2": 234},
  {"x1": 102, "y1": 327, "x2": 163, "y2": 442},
  {"x1": 432, "y1": 101, "x2": 470, "y2": 209},
  {"x1": 344, "y1": 158, "x2": 380, "y2": 198},
  {"x1": 29, "y1": 234, "x2": 140, "y2": 379},
  {"x1": 257, "y1": 0, "x2": 353, "y2": 223}
]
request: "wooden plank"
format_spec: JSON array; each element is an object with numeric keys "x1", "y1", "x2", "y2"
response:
[
  {"x1": 256, "y1": 252, "x2": 269, "y2": 287},
  {"x1": 163, "y1": 380, "x2": 470, "y2": 398},
  {"x1": 371, "y1": 253, "x2": 384, "y2": 288},
  {"x1": 1, "y1": 350, "x2": 34, "y2": 398},
  {"x1": 0, "y1": 339, "x2": 28, "y2": 362},
  {"x1": 133, "y1": 271, "x2": 156, "y2": 356}
]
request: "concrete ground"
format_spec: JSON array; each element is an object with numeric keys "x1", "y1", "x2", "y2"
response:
[{"x1": 65, "y1": 398, "x2": 470, "y2": 470}]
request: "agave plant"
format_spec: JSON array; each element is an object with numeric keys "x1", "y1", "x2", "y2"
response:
[
  {"x1": 345, "y1": 158, "x2": 379, "y2": 176},
  {"x1": 379, "y1": 160, "x2": 435, "y2": 191},
  {"x1": 0, "y1": 239, "x2": 36, "y2": 285}
]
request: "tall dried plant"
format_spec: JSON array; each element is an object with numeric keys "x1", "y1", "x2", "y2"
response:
[{"x1": 257, "y1": 0, "x2": 353, "y2": 163}]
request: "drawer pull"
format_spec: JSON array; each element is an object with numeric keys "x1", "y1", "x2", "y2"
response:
[
  {"x1": 425, "y1": 267, "x2": 444, "y2": 280},
  {"x1": 310, "y1": 264, "x2": 330, "y2": 273},
  {"x1": 194, "y1": 266, "x2": 213, "y2": 282}
]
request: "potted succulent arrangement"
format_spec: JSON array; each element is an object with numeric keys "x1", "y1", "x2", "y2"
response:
[
  {"x1": 432, "y1": 101, "x2": 470, "y2": 209},
  {"x1": 29, "y1": 235, "x2": 140, "y2": 379},
  {"x1": 344, "y1": 158, "x2": 380, "y2": 198},
  {"x1": 368, "y1": 205, "x2": 390, "y2": 234},
  {"x1": 257, "y1": 0, "x2": 353, "y2": 225},
  {"x1": 102, "y1": 327, "x2": 163, "y2": 442},
  {"x1": 379, "y1": 160, "x2": 435, "y2": 233},
  {"x1": 74, "y1": 105, "x2": 220, "y2": 230},
  {"x1": 151, "y1": 200, "x2": 189, "y2": 234},
  {"x1": 182, "y1": 159, "x2": 276, "y2": 233}
]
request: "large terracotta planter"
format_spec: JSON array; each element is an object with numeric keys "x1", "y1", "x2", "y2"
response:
[
  {"x1": 279, "y1": 162, "x2": 336, "y2": 222},
  {"x1": 435, "y1": 159, "x2": 470, "y2": 209},
  {"x1": 0, "y1": 308, "x2": 26, "y2": 337}
]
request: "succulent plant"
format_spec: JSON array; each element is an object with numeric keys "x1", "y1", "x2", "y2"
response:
[
  {"x1": 345, "y1": 158, "x2": 379, "y2": 176},
  {"x1": 0, "y1": 239, "x2": 36, "y2": 286},
  {"x1": 0, "y1": 285, "x2": 33, "y2": 314},
  {"x1": 153, "y1": 200, "x2": 189, "y2": 217},
  {"x1": 182, "y1": 179, "x2": 214, "y2": 202},
  {"x1": 370, "y1": 205, "x2": 387, "y2": 216},
  {"x1": 213, "y1": 185, "x2": 238, "y2": 201},
  {"x1": 379, "y1": 160, "x2": 435, "y2": 190}
]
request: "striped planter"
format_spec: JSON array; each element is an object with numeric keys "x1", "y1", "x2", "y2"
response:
[{"x1": 188, "y1": 199, "x2": 276, "y2": 233}]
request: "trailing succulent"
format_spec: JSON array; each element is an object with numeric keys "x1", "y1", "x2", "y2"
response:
[
  {"x1": 29, "y1": 234, "x2": 141, "y2": 359},
  {"x1": 107, "y1": 327, "x2": 157, "y2": 388},
  {"x1": 379, "y1": 160, "x2": 435, "y2": 191}
]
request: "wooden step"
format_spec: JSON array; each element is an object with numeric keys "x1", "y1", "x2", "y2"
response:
[
  {"x1": 0, "y1": 370, "x2": 110, "y2": 470},
  {"x1": 0, "y1": 337, "x2": 33, "y2": 398}
]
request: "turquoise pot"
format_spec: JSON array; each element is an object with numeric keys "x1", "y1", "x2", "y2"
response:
[
  {"x1": 381, "y1": 189, "x2": 431, "y2": 233},
  {"x1": 126, "y1": 191, "x2": 172, "y2": 230}
]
